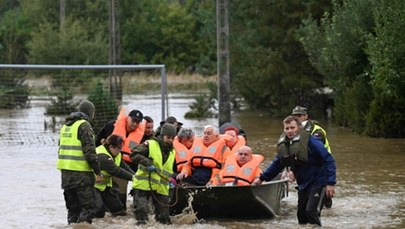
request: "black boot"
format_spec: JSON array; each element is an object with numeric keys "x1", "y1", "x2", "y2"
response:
[{"x1": 118, "y1": 193, "x2": 127, "y2": 211}]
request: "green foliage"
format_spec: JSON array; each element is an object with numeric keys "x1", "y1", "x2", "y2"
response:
[
  {"x1": 27, "y1": 18, "x2": 107, "y2": 65},
  {"x1": 45, "y1": 72, "x2": 83, "y2": 116},
  {"x1": 87, "y1": 80, "x2": 119, "y2": 134},
  {"x1": 2, "y1": 0, "x2": 404, "y2": 137},
  {"x1": 45, "y1": 86, "x2": 76, "y2": 115},
  {"x1": 299, "y1": 0, "x2": 374, "y2": 91},
  {"x1": 364, "y1": 0, "x2": 405, "y2": 137},
  {"x1": 0, "y1": 5, "x2": 31, "y2": 64},
  {"x1": 299, "y1": 0, "x2": 405, "y2": 137},
  {"x1": 300, "y1": 0, "x2": 375, "y2": 132},
  {"x1": 184, "y1": 94, "x2": 215, "y2": 119},
  {"x1": 188, "y1": 1, "x2": 217, "y2": 75},
  {"x1": 121, "y1": 0, "x2": 205, "y2": 73},
  {"x1": 185, "y1": 82, "x2": 217, "y2": 119},
  {"x1": 230, "y1": 0, "x2": 331, "y2": 115},
  {"x1": 0, "y1": 71, "x2": 30, "y2": 109},
  {"x1": 333, "y1": 76, "x2": 373, "y2": 133},
  {"x1": 3, "y1": 0, "x2": 216, "y2": 74}
]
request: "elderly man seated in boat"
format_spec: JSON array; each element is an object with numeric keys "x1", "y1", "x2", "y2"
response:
[
  {"x1": 176, "y1": 125, "x2": 231, "y2": 186},
  {"x1": 209, "y1": 146, "x2": 263, "y2": 186}
]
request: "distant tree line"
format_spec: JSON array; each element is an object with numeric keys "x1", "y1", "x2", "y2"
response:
[{"x1": 0, "y1": 0, "x2": 404, "y2": 137}]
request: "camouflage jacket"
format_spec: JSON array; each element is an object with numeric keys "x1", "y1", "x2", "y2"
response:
[{"x1": 60, "y1": 111, "x2": 101, "y2": 189}]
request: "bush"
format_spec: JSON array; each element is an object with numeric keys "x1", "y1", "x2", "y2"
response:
[
  {"x1": 88, "y1": 80, "x2": 119, "y2": 134},
  {"x1": 0, "y1": 73, "x2": 30, "y2": 109}
]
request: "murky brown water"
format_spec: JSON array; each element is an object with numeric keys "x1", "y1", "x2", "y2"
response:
[{"x1": 0, "y1": 95, "x2": 404, "y2": 229}]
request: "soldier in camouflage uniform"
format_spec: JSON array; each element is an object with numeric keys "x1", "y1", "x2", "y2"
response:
[
  {"x1": 291, "y1": 106, "x2": 331, "y2": 153},
  {"x1": 94, "y1": 134, "x2": 135, "y2": 218},
  {"x1": 57, "y1": 100, "x2": 103, "y2": 224},
  {"x1": 130, "y1": 123, "x2": 178, "y2": 225}
]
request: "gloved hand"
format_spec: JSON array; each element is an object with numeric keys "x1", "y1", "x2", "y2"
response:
[
  {"x1": 170, "y1": 177, "x2": 177, "y2": 186},
  {"x1": 147, "y1": 165, "x2": 157, "y2": 172}
]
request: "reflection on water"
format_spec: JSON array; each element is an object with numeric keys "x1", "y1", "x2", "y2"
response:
[{"x1": 0, "y1": 95, "x2": 404, "y2": 228}]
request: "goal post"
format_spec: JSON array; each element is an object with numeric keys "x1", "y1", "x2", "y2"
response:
[{"x1": 0, "y1": 64, "x2": 168, "y2": 121}]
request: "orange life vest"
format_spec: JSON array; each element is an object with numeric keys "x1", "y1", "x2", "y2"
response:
[
  {"x1": 173, "y1": 136, "x2": 203, "y2": 172},
  {"x1": 190, "y1": 138, "x2": 228, "y2": 170},
  {"x1": 217, "y1": 154, "x2": 263, "y2": 186},
  {"x1": 112, "y1": 115, "x2": 145, "y2": 163}
]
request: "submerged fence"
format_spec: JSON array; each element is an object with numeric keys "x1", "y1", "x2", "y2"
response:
[{"x1": 0, "y1": 64, "x2": 168, "y2": 146}]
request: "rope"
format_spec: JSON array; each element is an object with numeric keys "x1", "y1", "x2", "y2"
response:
[{"x1": 147, "y1": 171, "x2": 180, "y2": 208}]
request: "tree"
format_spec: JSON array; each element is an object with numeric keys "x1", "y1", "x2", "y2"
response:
[
  {"x1": 365, "y1": 0, "x2": 405, "y2": 137},
  {"x1": 88, "y1": 80, "x2": 119, "y2": 134},
  {"x1": 299, "y1": 0, "x2": 374, "y2": 132},
  {"x1": 27, "y1": 18, "x2": 107, "y2": 65},
  {"x1": 121, "y1": 0, "x2": 205, "y2": 73},
  {"x1": 299, "y1": 0, "x2": 405, "y2": 137},
  {"x1": 0, "y1": 5, "x2": 31, "y2": 64},
  {"x1": 229, "y1": 0, "x2": 332, "y2": 115}
]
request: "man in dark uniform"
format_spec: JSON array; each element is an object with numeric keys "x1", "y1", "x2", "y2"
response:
[
  {"x1": 291, "y1": 105, "x2": 333, "y2": 208},
  {"x1": 253, "y1": 115, "x2": 336, "y2": 226},
  {"x1": 57, "y1": 100, "x2": 102, "y2": 224}
]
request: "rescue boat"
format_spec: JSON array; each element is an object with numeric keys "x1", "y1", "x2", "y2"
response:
[{"x1": 169, "y1": 177, "x2": 288, "y2": 219}]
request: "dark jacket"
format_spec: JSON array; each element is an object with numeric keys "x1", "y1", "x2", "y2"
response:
[
  {"x1": 259, "y1": 135, "x2": 336, "y2": 191},
  {"x1": 98, "y1": 149, "x2": 134, "y2": 181},
  {"x1": 60, "y1": 112, "x2": 101, "y2": 189},
  {"x1": 96, "y1": 119, "x2": 116, "y2": 147}
]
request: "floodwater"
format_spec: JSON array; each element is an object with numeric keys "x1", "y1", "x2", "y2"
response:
[{"x1": 0, "y1": 94, "x2": 404, "y2": 229}]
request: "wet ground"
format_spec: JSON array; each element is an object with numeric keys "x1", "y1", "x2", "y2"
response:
[{"x1": 0, "y1": 94, "x2": 404, "y2": 228}]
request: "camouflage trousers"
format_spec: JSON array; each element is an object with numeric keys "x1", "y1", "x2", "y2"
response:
[
  {"x1": 63, "y1": 185, "x2": 95, "y2": 224},
  {"x1": 132, "y1": 189, "x2": 171, "y2": 224}
]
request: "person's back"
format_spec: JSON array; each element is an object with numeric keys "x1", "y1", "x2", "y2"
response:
[
  {"x1": 57, "y1": 100, "x2": 102, "y2": 225},
  {"x1": 96, "y1": 119, "x2": 116, "y2": 147}
]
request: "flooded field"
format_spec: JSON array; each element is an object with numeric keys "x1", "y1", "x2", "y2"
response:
[{"x1": 0, "y1": 94, "x2": 404, "y2": 228}]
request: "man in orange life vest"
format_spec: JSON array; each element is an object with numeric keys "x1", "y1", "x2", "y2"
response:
[
  {"x1": 210, "y1": 145, "x2": 263, "y2": 186},
  {"x1": 173, "y1": 128, "x2": 204, "y2": 174},
  {"x1": 177, "y1": 125, "x2": 231, "y2": 186}
]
